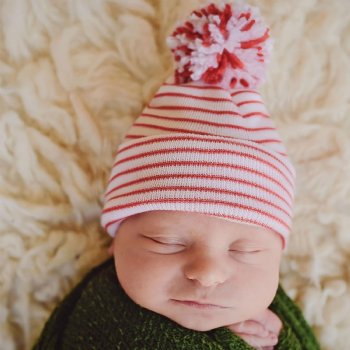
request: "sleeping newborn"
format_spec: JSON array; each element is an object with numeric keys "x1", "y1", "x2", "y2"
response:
[
  {"x1": 108, "y1": 210, "x2": 283, "y2": 349},
  {"x1": 100, "y1": 2, "x2": 293, "y2": 348}
]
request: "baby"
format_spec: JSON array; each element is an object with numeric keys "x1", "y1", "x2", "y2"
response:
[
  {"x1": 107, "y1": 210, "x2": 283, "y2": 349},
  {"x1": 100, "y1": 2, "x2": 294, "y2": 349},
  {"x1": 32, "y1": 2, "x2": 320, "y2": 349}
]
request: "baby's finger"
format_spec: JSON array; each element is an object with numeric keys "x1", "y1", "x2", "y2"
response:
[
  {"x1": 254, "y1": 309, "x2": 283, "y2": 334},
  {"x1": 228, "y1": 320, "x2": 269, "y2": 337},
  {"x1": 235, "y1": 332, "x2": 278, "y2": 348}
]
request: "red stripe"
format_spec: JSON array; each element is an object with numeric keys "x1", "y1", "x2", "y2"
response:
[
  {"x1": 255, "y1": 139, "x2": 282, "y2": 144},
  {"x1": 237, "y1": 100, "x2": 263, "y2": 106},
  {"x1": 113, "y1": 147, "x2": 293, "y2": 188},
  {"x1": 118, "y1": 135, "x2": 294, "y2": 178},
  {"x1": 231, "y1": 90, "x2": 260, "y2": 97},
  {"x1": 107, "y1": 160, "x2": 293, "y2": 201},
  {"x1": 243, "y1": 112, "x2": 270, "y2": 118},
  {"x1": 140, "y1": 113, "x2": 276, "y2": 132},
  {"x1": 132, "y1": 122, "x2": 282, "y2": 146},
  {"x1": 105, "y1": 210, "x2": 279, "y2": 235},
  {"x1": 163, "y1": 82, "x2": 223, "y2": 90},
  {"x1": 103, "y1": 198, "x2": 290, "y2": 231},
  {"x1": 105, "y1": 217, "x2": 124, "y2": 231},
  {"x1": 146, "y1": 104, "x2": 241, "y2": 116},
  {"x1": 106, "y1": 185, "x2": 291, "y2": 218},
  {"x1": 154, "y1": 92, "x2": 233, "y2": 103},
  {"x1": 277, "y1": 151, "x2": 287, "y2": 157},
  {"x1": 105, "y1": 173, "x2": 292, "y2": 210}
]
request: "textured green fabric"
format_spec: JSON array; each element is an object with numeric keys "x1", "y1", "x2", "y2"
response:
[{"x1": 32, "y1": 258, "x2": 320, "y2": 350}]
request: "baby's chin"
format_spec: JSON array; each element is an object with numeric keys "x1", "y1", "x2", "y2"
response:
[{"x1": 162, "y1": 311, "x2": 238, "y2": 332}]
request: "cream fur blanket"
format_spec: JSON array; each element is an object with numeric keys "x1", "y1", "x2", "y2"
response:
[{"x1": 1, "y1": 0, "x2": 349, "y2": 349}]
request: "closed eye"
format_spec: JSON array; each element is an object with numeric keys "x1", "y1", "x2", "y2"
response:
[
  {"x1": 147, "y1": 237, "x2": 185, "y2": 246},
  {"x1": 230, "y1": 249, "x2": 261, "y2": 254}
]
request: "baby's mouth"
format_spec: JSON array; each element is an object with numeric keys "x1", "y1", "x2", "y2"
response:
[{"x1": 170, "y1": 299, "x2": 229, "y2": 309}]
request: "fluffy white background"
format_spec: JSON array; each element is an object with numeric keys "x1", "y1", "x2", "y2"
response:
[{"x1": 0, "y1": 0, "x2": 349, "y2": 349}]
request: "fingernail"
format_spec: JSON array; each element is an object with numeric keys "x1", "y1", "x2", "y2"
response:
[{"x1": 270, "y1": 335, "x2": 278, "y2": 344}]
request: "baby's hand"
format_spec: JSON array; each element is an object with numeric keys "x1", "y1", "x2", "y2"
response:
[{"x1": 226, "y1": 308, "x2": 282, "y2": 350}]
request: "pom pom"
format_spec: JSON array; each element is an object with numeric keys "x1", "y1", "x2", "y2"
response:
[{"x1": 166, "y1": 1, "x2": 273, "y2": 89}]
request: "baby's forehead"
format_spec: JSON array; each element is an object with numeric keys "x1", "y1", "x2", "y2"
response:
[
  {"x1": 136, "y1": 211, "x2": 260, "y2": 229},
  {"x1": 124, "y1": 212, "x2": 277, "y2": 244}
]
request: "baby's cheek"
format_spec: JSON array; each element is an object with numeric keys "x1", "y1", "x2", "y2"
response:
[
  {"x1": 114, "y1": 250, "x2": 173, "y2": 307},
  {"x1": 234, "y1": 262, "x2": 280, "y2": 316}
]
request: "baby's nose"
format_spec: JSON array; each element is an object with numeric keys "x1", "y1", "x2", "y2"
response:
[{"x1": 183, "y1": 254, "x2": 230, "y2": 287}]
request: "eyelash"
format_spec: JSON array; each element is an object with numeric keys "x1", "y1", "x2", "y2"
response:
[
  {"x1": 149, "y1": 238, "x2": 260, "y2": 253},
  {"x1": 230, "y1": 250, "x2": 261, "y2": 254},
  {"x1": 149, "y1": 238, "x2": 185, "y2": 246}
]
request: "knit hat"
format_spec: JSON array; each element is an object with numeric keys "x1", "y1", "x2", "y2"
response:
[{"x1": 101, "y1": 1, "x2": 296, "y2": 248}]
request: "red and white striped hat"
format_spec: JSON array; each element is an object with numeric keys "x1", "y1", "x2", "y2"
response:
[{"x1": 101, "y1": 1, "x2": 296, "y2": 248}]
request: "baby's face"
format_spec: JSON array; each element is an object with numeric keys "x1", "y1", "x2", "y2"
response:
[{"x1": 111, "y1": 210, "x2": 282, "y2": 331}]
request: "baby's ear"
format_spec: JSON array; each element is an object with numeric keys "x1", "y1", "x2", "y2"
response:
[{"x1": 107, "y1": 239, "x2": 115, "y2": 256}]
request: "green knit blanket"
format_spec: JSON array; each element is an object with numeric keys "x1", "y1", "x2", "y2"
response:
[{"x1": 32, "y1": 258, "x2": 320, "y2": 350}]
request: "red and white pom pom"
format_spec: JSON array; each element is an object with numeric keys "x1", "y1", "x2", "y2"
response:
[{"x1": 166, "y1": 1, "x2": 273, "y2": 89}]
